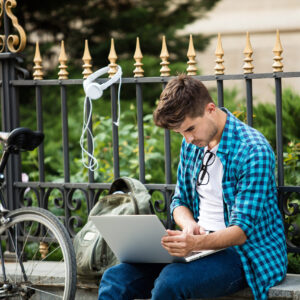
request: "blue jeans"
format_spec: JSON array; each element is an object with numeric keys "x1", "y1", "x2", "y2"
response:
[{"x1": 98, "y1": 247, "x2": 248, "y2": 300}]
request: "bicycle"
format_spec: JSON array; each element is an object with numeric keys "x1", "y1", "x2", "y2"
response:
[{"x1": 0, "y1": 128, "x2": 77, "y2": 299}]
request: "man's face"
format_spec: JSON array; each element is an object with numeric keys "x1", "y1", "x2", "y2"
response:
[{"x1": 174, "y1": 111, "x2": 218, "y2": 148}]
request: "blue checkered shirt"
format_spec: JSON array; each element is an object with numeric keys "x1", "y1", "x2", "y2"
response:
[{"x1": 171, "y1": 108, "x2": 287, "y2": 300}]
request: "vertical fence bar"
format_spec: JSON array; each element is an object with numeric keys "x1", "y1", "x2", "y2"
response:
[
  {"x1": 245, "y1": 79, "x2": 253, "y2": 127},
  {"x1": 108, "y1": 39, "x2": 120, "y2": 179},
  {"x1": 57, "y1": 41, "x2": 71, "y2": 228},
  {"x1": 216, "y1": 80, "x2": 224, "y2": 107},
  {"x1": 35, "y1": 86, "x2": 45, "y2": 208},
  {"x1": 275, "y1": 77, "x2": 284, "y2": 186},
  {"x1": 243, "y1": 32, "x2": 254, "y2": 127},
  {"x1": 82, "y1": 40, "x2": 94, "y2": 211},
  {"x1": 86, "y1": 100, "x2": 95, "y2": 184},
  {"x1": 0, "y1": 55, "x2": 21, "y2": 211},
  {"x1": 60, "y1": 86, "x2": 70, "y2": 182},
  {"x1": 134, "y1": 37, "x2": 146, "y2": 183},
  {"x1": 136, "y1": 83, "x2": 145, "y2": 183},
  {"x1": 111, "y1": 84, "x2": 120, "y2": 179},
  {"x1": 86, "y1": 97, "x2": 94, "y2": 211},
  {"x1": 58, "y1": 42, "x2": 70, "y2": 182},
  {"x1": 35, "y1": 88, "x2": 45, "y2": 176},
  {"x1": 33, "y1": 42, "x2": 45, "y2": 208},
  {"x1": 272, "y1": 30, "x2": 284, "y2": 187},
  {"x1": 160, "y1": 36, "x2": 172, "y2": 228},
  {"x1": 215, "y1": 33, "x2": 225, "y2": 107}
]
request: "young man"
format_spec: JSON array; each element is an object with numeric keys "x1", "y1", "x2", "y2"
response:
[{"x1": 98, "y1": 75, "x2": 287, "y2": 300}]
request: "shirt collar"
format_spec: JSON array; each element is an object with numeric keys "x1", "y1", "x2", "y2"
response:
[{"x1": 217, "y1": 107, "x2": 235, "y2": 155}]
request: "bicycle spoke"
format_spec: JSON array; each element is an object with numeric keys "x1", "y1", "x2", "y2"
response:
[
  {"x1": 1, "y1": 207, "x2": 76, "y2": 299},
  {"x1": 30, "y1": 258, "x2": 65, "y2": 286},
  {"x1": 25, "y1": 225, "x2": 55, "y2": 277},
  {"x1": 7, "y1": 228, "x2": 24, "y2": 282},
  {"x1": 24, "y1": 285, "x2": 63, "y2": 299}
]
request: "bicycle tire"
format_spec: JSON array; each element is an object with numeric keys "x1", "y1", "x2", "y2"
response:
[{"x1": 0, "y1": 207, "x2": 77, "y2": 299}]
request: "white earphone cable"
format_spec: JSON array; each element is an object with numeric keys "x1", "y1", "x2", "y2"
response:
[
  {"x1": 80, "y1": 66, "x2": 122, "y2": 171},
  {"x1": 113, "y1": 75, "x2": 122, "y2": 127},
  {"x1": 80, "y1": 96, "x2": 99, "y2": 171}
]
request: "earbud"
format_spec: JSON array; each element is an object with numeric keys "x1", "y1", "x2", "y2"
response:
[{"x1": 83, "y1": 66, "x2": 122, "y2": 100}]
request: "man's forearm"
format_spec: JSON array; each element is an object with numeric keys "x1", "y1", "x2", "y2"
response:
[
  {"x1": 173, "y1": 205, "x2": 197, "y2": 229},
  {"x1": 162, "y1": 225, "x2": 247, "y2": 256},
  {"x1": 195, "y1": 225, "x2": 247, "y2": 250}
]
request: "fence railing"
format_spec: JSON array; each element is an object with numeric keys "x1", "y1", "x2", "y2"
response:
[{"x1": 0, "y1": 0, "x2": 299, "y2": 254}]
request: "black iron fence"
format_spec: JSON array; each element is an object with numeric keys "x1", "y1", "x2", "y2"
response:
[{"x1": 0, "y1": 1, "x2": 299, "y2": 254}]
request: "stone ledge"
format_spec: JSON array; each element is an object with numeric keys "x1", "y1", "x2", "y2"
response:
[
  {"x1": 76, "y1": 273, "x2": 300, "y2": 300},
  {"x1": 194, "y1": 274, "x2": 300, "y2": 300}
]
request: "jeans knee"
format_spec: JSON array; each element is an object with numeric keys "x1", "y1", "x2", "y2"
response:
[
  {"x1": 98, "y1": 265, "x2": 131, "y2": 300},
  {"x1": 152, "y1": 275, "x2": 184, "y2": 300}
]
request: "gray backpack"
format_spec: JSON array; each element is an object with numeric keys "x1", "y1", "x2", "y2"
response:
[{"x1": 73, "y1": 177, "x2": 152, "y2": 279}]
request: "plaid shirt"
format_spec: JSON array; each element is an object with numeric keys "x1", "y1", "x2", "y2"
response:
[{"x1": 171, "y1": 108, "x2": 287, "y2": 300}]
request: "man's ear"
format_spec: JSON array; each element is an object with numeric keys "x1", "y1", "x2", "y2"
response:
[{"x1": 205, "y1": 102, "x2": 216, "y2": 114}]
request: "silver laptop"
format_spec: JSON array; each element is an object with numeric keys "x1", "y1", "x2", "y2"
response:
[{"x1": 90, "y1": 215, "x2": 222, "y2": 263}]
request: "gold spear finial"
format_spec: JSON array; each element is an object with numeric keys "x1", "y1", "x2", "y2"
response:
[
  {"x1": 243, "y1": 32, "x2": 254, "y2": 74},
  {"x1": 39, "y1": 242, "x2": 49, "y2": 259},
  {"x1": 58, "y1": 41, "x2": 69, "y2": 80},
  {"x1": 82, "y1": 40, "x2": 93, "y2": 79},
  {"x1": 133, "y1": 37, "x2": 144, "y2": 77},
  {"x1": 214, "y1": 33, "x2": 225, "y2": 75},
  {"x1": 187, "y1": 34, "x2": 197, "y2": 76},
  {"x1": 108, "y1": 38, "x2": 118, "y2": 78},
  {"x1": 33, "y1": 41, "x2": 44, "y2": 80},
  {"x1": 272, "y1": 29, "x2": 283, "y2": 72},
  {"x1": 160, "y1": 36, "x2": 170, "y2": 77}
]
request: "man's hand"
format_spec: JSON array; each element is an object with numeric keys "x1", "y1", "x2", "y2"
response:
[
  {"x1": 161, "y1": 230, "x2": 198, "y2": 257},
  {"x1": 183, "y1": 222, "x2": 206, "y2": 235}
]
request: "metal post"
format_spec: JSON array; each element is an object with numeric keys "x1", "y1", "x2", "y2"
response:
[
  {"x1": 35, "y1": 86, "x2": 45, "y2": 207},
  {"x1": 60, "y1": 85, "x2": 70, "y2": 183},
  {"x1": 111, "y1": 84, "x2": 120, "y2": 179},
  {"x1": 217, "y1": 79, "x2": 224, "y2": 107},
  {"x1": 274, "y1": 76, "x2": 284, "y2": 187},
  {"x1": 245, "y1": 78, "x2": 253, "y2": 127},
  {"x1": 0, "y1": 54, "x2": 21, "y2": 211},
  {"x1": 136, "y1": 83, "x2": 145, "y2": 183}
]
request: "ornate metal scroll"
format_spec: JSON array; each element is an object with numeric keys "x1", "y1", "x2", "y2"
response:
[
  {"x1": 282, "y1": 190, "x2": 300, "y2": 252},
  {"x1": 0, "y1": 0, "x2": 5, "y2": 52},
  {"x1": 0, "y1": 0, "x2": 26, "y2": 53}
]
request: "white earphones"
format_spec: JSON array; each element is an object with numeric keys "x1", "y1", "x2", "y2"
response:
[{"x1": 80, "y1": 65, "x2": 122, "y2": 171}]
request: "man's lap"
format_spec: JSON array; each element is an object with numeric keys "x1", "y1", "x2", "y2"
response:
[{"x1": 98, "y1": 247, "x2": 248, "y2": 300}]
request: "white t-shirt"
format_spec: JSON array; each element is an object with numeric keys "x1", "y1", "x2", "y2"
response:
[{"x1": 196, "y1": 144, "x2": 226, "y2": 232}]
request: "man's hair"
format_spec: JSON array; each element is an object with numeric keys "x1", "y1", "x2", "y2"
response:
[{"x1": 153, "y1": 74, "x2": 214, "y2": 129}]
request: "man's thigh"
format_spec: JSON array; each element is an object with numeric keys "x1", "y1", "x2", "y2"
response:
[
  {"x1": 152, "y1": 247, "x2": 247, "y2": 299},
  {"x1": 98, "y1": 262, "x2": 166, "y2": 300}
]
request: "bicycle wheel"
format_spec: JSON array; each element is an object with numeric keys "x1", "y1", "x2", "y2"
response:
[{"x1": 0, "y1": 207, "x2": 76, "y2": 299}]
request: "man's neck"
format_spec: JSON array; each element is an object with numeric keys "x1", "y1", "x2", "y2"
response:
[{"x1": 207, "y1": 108, "x2": 227, "y2": 150}]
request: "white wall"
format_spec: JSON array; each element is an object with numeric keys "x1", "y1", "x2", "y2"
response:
[{"x1": 179, "y1": 0, "x2": 300, "y2": 103}]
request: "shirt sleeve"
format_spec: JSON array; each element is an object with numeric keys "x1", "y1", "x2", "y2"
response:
[
  {"x1": 170, "y1": 139, "x2": 191, "y2": 219},
  {"x1": 229, "y1": 144, "x2": 276, "y2": 237}
]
